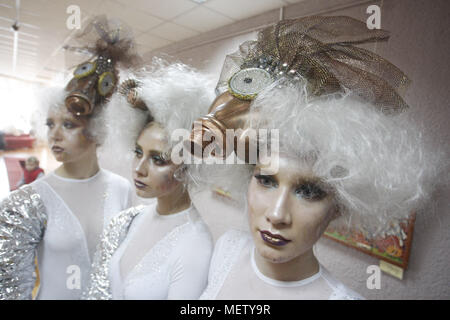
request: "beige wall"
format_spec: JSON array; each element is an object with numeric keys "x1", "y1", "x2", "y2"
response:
[{"x1": 146, "y1": 0, "x2": 450, "y2": 299}]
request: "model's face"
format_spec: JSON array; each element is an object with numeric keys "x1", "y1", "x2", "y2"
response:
[
  {"x1": 132, "y1": 122, "x2": 181, "y2": 198},
  {"x1": 248, "y1": 154, "x2": 337, "y2": 264},
  {"x1": 46, "y1": 106, "x2": 95, "y2": 163}
]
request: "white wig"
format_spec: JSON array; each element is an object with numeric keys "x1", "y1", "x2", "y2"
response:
[
  {"x1": 33, "y1": 86, "x2": 65, "y2": 142},
  {"x1": 245, "y1": 79, "x2": 447, "y2": 233},
  {"x1": 34, "y1": 85, "x2": 108, "y2": 146},
  {"x1": 139, "y1": 58, "x2": 215, "y2": 141},
  {"x1": 101, "y1": 58, "x2": 215, "y2": 174}
]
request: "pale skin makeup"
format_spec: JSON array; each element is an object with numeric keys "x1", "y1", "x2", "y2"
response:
[
  {"x1": 46, "y1": 106, "x2": 99, "y2": 179},
  {"x1": 247, "y1": 153, "x2": 338, "y2": 282},
  {"x1": 133, "y1": 122, "x2": 190, "y2": 215}
]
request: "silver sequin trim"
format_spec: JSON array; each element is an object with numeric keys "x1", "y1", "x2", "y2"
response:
[
  {"x1": 82, "y1": 205, "x2": 145, "y2": 300},
  {"x1": 0, "y1": 186, "x2": 47, "y2": 300}
]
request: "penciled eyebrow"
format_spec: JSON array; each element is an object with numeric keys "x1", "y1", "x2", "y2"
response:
[
  {"x1": 135, "y1": 146, "x2": 165, "y2": 157},
  {"x1": 150, "y1": 150, "x2": 171, "y2": 161},
  {"x1": 254, "y1": 173, "x2": 279, "y2": 184},
  {"x1": 64, "y1": 117, "x2": 82, "y2": 124},
  {"x1": 294, "y1": 177, "x2": 320, "y2": 185},
  {"x1": 256, "y1": 169, "x2": 319, "y2": 184}
]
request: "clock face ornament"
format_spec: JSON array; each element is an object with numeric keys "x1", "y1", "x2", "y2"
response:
[
  {"x1": 228, "y1": 68, "x2": 273, "y2": 100},
  {"x1": 73, "y1": 62, "x2": 97, "y2": 78},
  {"x1": 98, "y1": 71, "x2": 116, "y2": 96}
]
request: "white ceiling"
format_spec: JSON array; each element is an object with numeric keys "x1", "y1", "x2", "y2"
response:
[{"x1": 0, "y1": 0, "x2": 304, "y2": 84}]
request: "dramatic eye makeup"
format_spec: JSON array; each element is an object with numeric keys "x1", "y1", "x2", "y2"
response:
[
  {"x1": 45, "y1": 118, "x2": 80, "y2": 130},
  {"x1": 134, "y1": 145, "x2": 143, "y2": 158},
  {"x1": 45, "y1": 119, "x2": 54, "y2": 129},
  {"x1": 63, "y1": 120, "x2": 77, "y2": 129},
  {"x1": 294, "y1": 182, "x2": 327, "y2": 201},
  {"x1": 254, "y1": 171, "x2": 327, "y2": 201},
  {"x1": 254, "y1": 174, "x2": 278, "y2": 188},
  {"x1": 150, "y1": 152, "x2": 169, "y2": 166},
  {"x1": 134, "y1": 145, "x2": 169, "y2": 166}
]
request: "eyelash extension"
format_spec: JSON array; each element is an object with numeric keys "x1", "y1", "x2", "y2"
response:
[
  {"x1": 133, "y1": 147, "x2": 143, "y2": 155},
  {"x1": 152, "y1": 155, "x2": 169, "y2": 165},
  {"x1": 254, "y1": 174, "x2": 277, "y2": 187},
  {"x1": 296, "y1": 182, "x2": 327, "y2": 200}
]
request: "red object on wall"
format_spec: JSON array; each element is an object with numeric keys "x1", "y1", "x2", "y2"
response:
[
  {"x1": 4, "y1": 134, "x2": 35, "y2": 150},
  {"x1": 4, "y1": 157, "x2": 26, "y2": 191}
]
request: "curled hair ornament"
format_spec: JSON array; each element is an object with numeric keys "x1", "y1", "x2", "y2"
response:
[
  {"x1": 64, "y1": 15, "x2": 142, "y2": 117},
  {"x1": 118, "y1": 78, "x2": 148, "y2": 111},
  {"x1": 186, "y1": 16, "x2": 411, "y2": 161}
]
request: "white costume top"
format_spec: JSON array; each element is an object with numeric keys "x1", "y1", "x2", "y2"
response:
[
  {"x1": 31, "y1": 169, "x2": 133, "y2": 299},
  {"x1": 200, "y1": 230, "x2": 363, "y2": 300},
  {"x1": 84, "y1": 202, "x2": 213, "y2": 300}
]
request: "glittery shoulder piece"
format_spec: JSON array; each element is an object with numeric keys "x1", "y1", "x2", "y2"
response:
[
  {"x1": 200, "y1": 229, "x2": 250, "y2": 300},
  {"x1": 0, "y1": 185, "x2": 47, "y2": 300},
  {"x1": 82, "y1": 205, "x2": 145, "y2": 300}
]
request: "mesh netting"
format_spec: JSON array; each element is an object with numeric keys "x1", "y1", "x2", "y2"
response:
[
  {"x1": 64, "y1": 14, "x2": 142, "y2": 70},
  {"x1": 216, "y1": 16, "x2": 410, "y2": 114}
]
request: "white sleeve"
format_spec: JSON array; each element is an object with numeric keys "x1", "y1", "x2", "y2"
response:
[
  {"x1": 167, "y1": 226, "x2": 213, "y2": 300},
  {"x1": 199, "y1": 230, "x2": 250, "y2": 300},
  {"x1": 321, "y1": 267, "x2": 365, "y2": 300},
  {"x1": 115, "y1": 174, "x2": 133, "y2": 210},
  {"x1": 124, "y1": 181, "x2": 133, "y2": 209},
  {"x1": 207, "y1": 233, "x2": 228, "y2": 283},
  {"x1": 36, "y1": 172, "x2": 45, "y2": 179},
  {"x1": 105, "y1": 170, "x2": 134, "y2": 211},
  {"x1": 15, "y1": 174, "x2": 25, "y2": 188}
]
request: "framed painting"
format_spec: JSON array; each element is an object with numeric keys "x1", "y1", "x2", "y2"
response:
[{"x1": 323, "y1": 213, "x2": 416, "y2": 269}]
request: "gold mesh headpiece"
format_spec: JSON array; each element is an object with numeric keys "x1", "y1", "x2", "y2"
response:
[
  {"x1": 64, "y1": 15, "x2": 142, "y2": 116},
  {"x1": 218, "y1": 16, "x2": 410, "y2": 114}
]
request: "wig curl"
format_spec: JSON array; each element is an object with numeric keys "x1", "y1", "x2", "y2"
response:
[
  {"x1": 102, "y1": 58, "x2": 215, "y2": 174},
  {"x1": 245, "y1": 80, "x2": 446, "y2": 233},
  {"x1": 138, "y1": 58, "x2": 215, "y2": 143},
  {"x1": 34, "y1": 85, "x2": 108, "y2": 146}
]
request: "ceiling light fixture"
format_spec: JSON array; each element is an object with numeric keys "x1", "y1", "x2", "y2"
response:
[
  {"x1": 190, "y1": 0, "x2": 209, "y2": 4},
  {"x1": 12, "y1": 0, "x2": 21, "y2": 74}
]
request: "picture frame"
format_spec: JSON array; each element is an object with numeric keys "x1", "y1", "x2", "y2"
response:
[{"x1": 323, "y1": 213, "x2": 416, "y2": 269}]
